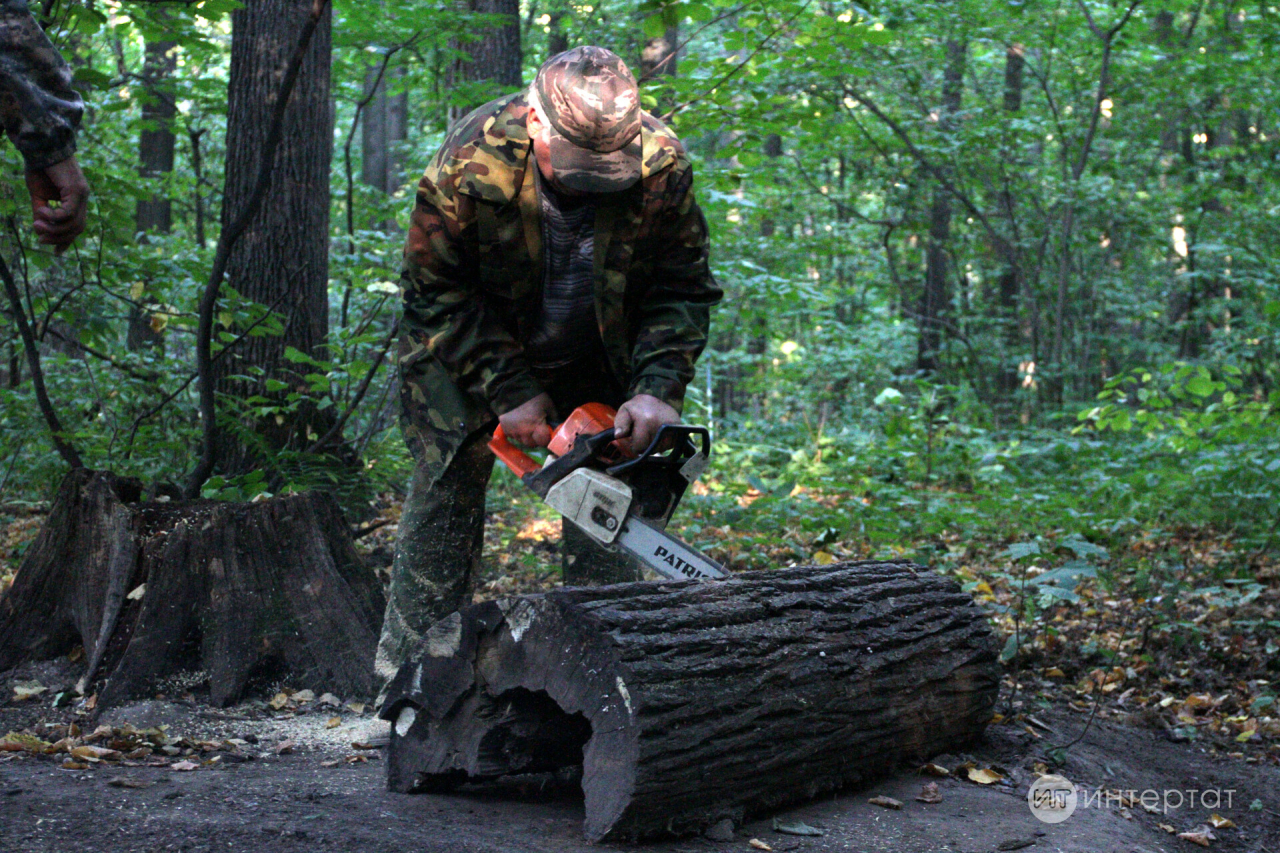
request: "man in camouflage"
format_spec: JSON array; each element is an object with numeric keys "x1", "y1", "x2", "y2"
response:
[
  {"x1": 376, "y1": 46, "x2": 721, "y2": 692},
  {"x1": 0, "y1": 0, "x2": 89, "y2": 252}
]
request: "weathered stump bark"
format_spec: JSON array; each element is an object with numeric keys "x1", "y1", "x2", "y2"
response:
[
  {"x1": 0, "y1": 469, "x2": 385, "y2": 708},
  {"x1": 381, "y1": 561, "x2": 1000, "y2": 841}
]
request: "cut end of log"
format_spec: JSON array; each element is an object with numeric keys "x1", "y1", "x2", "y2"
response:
[{"x1": 382, "y1": 562, "x2": 1001, "y2": 841}]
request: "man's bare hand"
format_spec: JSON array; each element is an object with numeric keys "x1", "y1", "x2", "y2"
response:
[
  {"x1": 613, "y1": 394, "x2": 679, "y2": 455},
  {"x1": 498, "y1": 392, "x2": 555, "y2": 448},
  {"x1": 26, "y1": 155, "x2": 89, "y2": 254}
]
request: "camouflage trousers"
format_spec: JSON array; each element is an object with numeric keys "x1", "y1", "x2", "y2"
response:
[{"x1": 374, "y1": 367, "x2": 638, "y2": 699}]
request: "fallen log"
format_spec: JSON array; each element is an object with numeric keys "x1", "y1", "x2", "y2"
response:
[
  {"x1": 0, "y1": 469, "x2": 385, "y2": 708},
  {"x1": 381, "y1": 561, "x2": 1000, "y2": 841}
]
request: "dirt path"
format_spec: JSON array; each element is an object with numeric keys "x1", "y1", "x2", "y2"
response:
[{"x1": 3, "y1": 692, "x2": 1277, "y2": 853}]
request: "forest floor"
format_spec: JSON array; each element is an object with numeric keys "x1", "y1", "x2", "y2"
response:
[
  {"x1": 1, "y1": 676, "x2": 1277, "y2": 853},
  {"x1": 3, "y1": 488, "x2": 1280, "y2": 852}
]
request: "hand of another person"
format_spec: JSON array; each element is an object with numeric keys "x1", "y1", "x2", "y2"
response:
[
  {"x1": 613, "y1": 394, "x2": 679, "y2": 456},
  {"x1": 498, "y1": 392, "x2": 555, "y2": 448},
  {"x1": 26, "y1": 155, "x2": 89, "y2": 254}
]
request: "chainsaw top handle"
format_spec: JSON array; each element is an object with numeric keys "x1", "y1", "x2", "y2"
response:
[{"x1": 606, "y1": 423, "x2": 710, "y2": 477}]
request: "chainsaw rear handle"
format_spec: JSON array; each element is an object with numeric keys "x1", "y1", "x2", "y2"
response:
[{"x1": 488, "y1": 425, "x2": 542, "y2": 479}]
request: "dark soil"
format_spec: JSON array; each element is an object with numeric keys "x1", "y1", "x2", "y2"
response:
[{"x1": 2, "y1": 683, "x2": 1277, "y2": 853}]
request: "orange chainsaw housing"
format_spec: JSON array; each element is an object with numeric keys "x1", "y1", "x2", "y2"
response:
[{"x1": 488, "y1": 402, "x2": 632, "y2": 478}]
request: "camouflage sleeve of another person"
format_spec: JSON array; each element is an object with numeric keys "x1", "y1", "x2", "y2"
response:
[
  {"x1": 400, "y1": 167, "x2": 544, "y2": 418},
  {"x1": 627, "y1": 163, "x2": 723, "y2": 413},
  {"x1": 0, "y1": 0, "x2": 83, "y2": 170}
]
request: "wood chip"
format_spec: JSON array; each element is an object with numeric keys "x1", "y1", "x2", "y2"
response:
[
  {"x1": 868, "y1": 795, "x2": 903, "y2": 810},
  {"x1": 1177, "y1": 826, "x2": 1214, "y2": 847},
  {"x1": 107, "y1": 776, "x2": 152, "y2": 789},
  {"x1": 916, "y1": 782, "x2": 943, "y2": 804}
]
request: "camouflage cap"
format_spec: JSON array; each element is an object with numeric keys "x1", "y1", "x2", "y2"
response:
[{"x1": 531, "y1": 46, "x2": 642, "y2": 194}]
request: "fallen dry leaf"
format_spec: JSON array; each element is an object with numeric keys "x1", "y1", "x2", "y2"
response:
[
  {"x1": 916, "y1": 782, "x2": 943, "y2": 804},
  {"x1": 1158, "y1": 823, "x2": 1177, "y2": 834},
  {"x1": 60, "y1": 759, "x2": 89, "y2": 770},
  {"x1": 351, "y1": 741, "x2": 378, "y2": 750},
  {"x1": 318, "y1": 692, "x2": 342, "y2": 708},
  {"x1": 274, "y1": 739, "x2": 295, "y2": 755},
  {"x1": 1031, "y1": 761, "x2": 1049, "y2": 776},
  {"x1": 1207, "y1": 814, "x2": 1235, "y2": 829},
  {"x1": 1, "y1": 732, "x2": 51, "y2": 754},
  {"x1": 868, "y1": 795, "x2": 903, "y2": 810},
  {"x1": 344, "y1": 754, "x2": 368, "y2": 764},
  {"x1": 293, "y1": 689, "x2": 315, "y2": 703},
  {"x1": 170, "y1": 760, "x2": 199, "y2": 771},
  {"x1": 346, "y1": 702, "x2": 366, "y2": 715},
  {"x1": 71, "y1": 745, "x2": 122, "y2": 762},
  {"x1": 1177, "y1": 826, "x2": 1215, "y2": 847},
  {"x1": 107, "y1": 776, "x2": 152, "y2": 789},
  {"x1": 325, "y1": 717, "x2": 341, "y2": 729},
  {"x1": 320, "y1": 759, "x2": 341, "y2": 768},
  {"x1": 966, "y1": 767, "x2": 1004, "y2": 785},
  {"x1": 920, "y1": 762, "x2": 950, "y2": 777},
  {"x1": 11, "y1": 680, "x2": 46, "y2": 701},
  {"x1": 269, "y1": 693, "x2": 289, "y2": 710},
  {"x1": 748, "y1": 840, "x2": 772, "y2": 851}
]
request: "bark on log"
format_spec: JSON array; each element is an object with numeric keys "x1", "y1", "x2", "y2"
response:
[
  {"x1": 0, "y1": 469, "x2": 384, "y2": 709},
  {"x1": 381, "y1": 561, "x2": 1000, "y2": 841}
]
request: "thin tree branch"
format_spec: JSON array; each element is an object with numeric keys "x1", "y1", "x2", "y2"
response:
[
  {"x1": 636, "y1": 5, "x2": 747, "y2": 83},
  {"x1": 0, "y1": 252, "x2": 83, "y2": 469},
  {"x1": 662, "y1": 0, "x2": 814, "y2": 121},
  {"x1": 125, "y1": 283, "x2": 297, "y2": 458},
  {"x1": 841, "y1": 89, "x2": 1002, "y2": 241},
  {"x1": 304, "y1": 317, "x2": 399, "y2": 454},
  {"x1": 185, "y1": 0, "x2": 332, "y2": 499}
]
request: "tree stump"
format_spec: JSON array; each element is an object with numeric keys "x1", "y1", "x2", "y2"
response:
[
  {"x1": 380, "y1": 561, "x2": 1001, "y2": 841},
  {"x1": 0, "y1": 469, "x2": 385, "y2": 708}
]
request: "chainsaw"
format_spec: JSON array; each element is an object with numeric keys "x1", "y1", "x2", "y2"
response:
[{"x1": 488, "y1": 403, "x2": 727, "y2": 582}]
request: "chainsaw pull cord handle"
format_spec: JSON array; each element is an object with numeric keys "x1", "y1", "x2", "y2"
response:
[{"x1": 487, "y1": 425, "x2": 542, "y2": 479}]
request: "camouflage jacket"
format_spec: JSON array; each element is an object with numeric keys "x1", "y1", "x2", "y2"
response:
[
  {"x1": 0, "y1": 0, "x2": 82, "y2": 170},
  {"x1": 398, "y1": 91, "x2": 721, "y2": 484}
]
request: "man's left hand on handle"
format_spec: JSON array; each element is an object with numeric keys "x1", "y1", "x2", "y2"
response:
[{"x1": 613, "y1": 394, "x2": 679, "y2": 456}]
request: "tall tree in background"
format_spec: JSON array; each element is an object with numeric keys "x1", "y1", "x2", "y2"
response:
[
  {"x1": 128, "y1": 33, "x2": 176, "y2": 352},
  {"x1": 212, "y1": 0, "x2": 335, "y2": 476},
  {"x1": 641, "y1": 22, "x2": 678, "y2": 84},
  {"x1": 447, "y1": 0, "x2": 522, "y2": 124},
  {"x1": 917, "y1": 38, "x2": 965, "y2": 373},
  {"x1": 361, "y1": 65, "x2": 407, "y2": 198}
]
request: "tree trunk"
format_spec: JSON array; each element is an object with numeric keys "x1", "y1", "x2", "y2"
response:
[
  {"x1": 212, "y1": 0, "x2": 335, "y2": 476},
  {"x1": 546, "y1": 7, "x2": 568, "y2": 58},
  {"x1": 447, "y1": 0, "x2": 522, "y2": 125},
  {"x1": 641, "y1": 21, "x2": 678, "y2": 80},
  {"x1": 994, "y1": 43, "x2": 1025, "y2": 400},
  {"x1": 129, "y1": 35, "x2": 177, "y2": 353},
  {"x1": 382, "y1": 561, "x2": 1000, "y2": 842},
  {"x1": 918, "y1": 39, "x2": 965, "y2": 374},
  {"x1": 361, "y1": 64, "x2": 407, "y2": 196},
  {"x1": 135, "y1": 38, "x2": 176, "y2": 237},
  {"x1": 0, "y1": 469, "x2": 385, "y2": 709}
]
